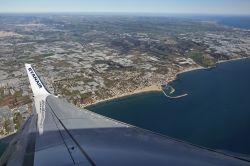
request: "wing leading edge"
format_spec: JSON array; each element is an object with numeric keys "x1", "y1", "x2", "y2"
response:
[{"x1": 0, "y1": 64, "x2": 249, "y2": 166}]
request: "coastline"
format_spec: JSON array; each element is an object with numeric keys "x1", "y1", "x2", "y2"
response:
[
  {"x1": 175, "y1": 66, "x2": 205, "y2": 77},
  {"x1": 85, "y1": 55, "x2": 250, "y2": 156},
  {"x1": 82, "y1": 66, "x2": 205, "y2": 108},
  {"x1": 217, "y1": 56, "x2": 250, "y2": 64},
  {"x1": 175, "y1": 56, "x2": 250, "y2": 77},
  {"x1": 82, "y1": 85, "x2": 161, "y2": 108},
  {"x1": 83, "y1": 56, "x2": 249, "y2": 108}
]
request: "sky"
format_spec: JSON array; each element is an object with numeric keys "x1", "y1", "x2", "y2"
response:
[{"x1": 0, "y1": 0, "x2": 250, "y2": 15}]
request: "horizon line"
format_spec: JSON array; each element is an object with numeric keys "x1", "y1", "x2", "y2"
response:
[{"x1": 0, "y1": 12, "x2": 250, "y2": 17}]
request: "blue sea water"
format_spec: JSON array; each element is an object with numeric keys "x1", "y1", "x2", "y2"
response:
[
  {"x1": 87, "y1": 58, "x2": 250, "y2": 158},
  {"x1": 181, "y1": 15, "x2": 250, "y2": 29},
  {"x1": 215, "y1": 16, "x2": 250, "y2": 29}
]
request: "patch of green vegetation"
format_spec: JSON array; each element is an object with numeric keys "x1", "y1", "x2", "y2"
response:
[
  {"x1": 15, "y1": 91, "x2": 23, "y2": 101},
  {"x1": 42, "y1": 53, "x2": 54, "y2": 58},
  {"x1": 15, "y1": 91, "x2": 22, "y2": 97},
  {"x1": 103, "y1": 78, "x2": 114, "y2": 88},
  {"x1": 14, "y1": 91, "x2": 31, "y2": 103},
  {"x1": 80, "y1": 92, "x2": 92, "y2": 99},
  {"x1": 71, "y1": 90, "x2": 80, "y2": 96},
  {"x1": 55, "y1": 60, "x2": 71, "y2": 68},
  {"x1": 13, "y1": 112, "x2": 23, "y2": 130},
  {"x1": 202, "y1": 57, "x2": 216, "y2": 67},
  {"x1": 3, "y1": 119, "x2": 12, "y2": 134},
  {"x1": 61, "y1": 88, "x2": 72, "y2": 96},
  {"x1": 0, "y1": 88, "x2": 3, "y2": 95},
  {"x1": 0, "y1": 88, "x2": 4, "y2": 101},
  {"x1": 20, "y1": 96, "x2": 31, "y2": 104},
  {"x1": 188, "y1": 51, "x2": 216, "y2": 67},
  {"x1": 189, "y1": 51, "x2": 203, "y2": 64}
]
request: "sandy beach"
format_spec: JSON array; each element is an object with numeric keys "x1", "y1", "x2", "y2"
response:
[
  {"x1": 175, "y1": 66, "x2": 205, "y2": 76},
  {"x1": 82, "y1": 85, "x2": 162, "y2": 107},
  {"x1": 83, "y1": 56, "x2": 249, "y2": 108},
  {"x1": 81, "y1": 66, "x2": 204, "y2": 108}
]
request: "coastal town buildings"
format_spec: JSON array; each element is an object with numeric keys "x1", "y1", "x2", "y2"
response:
[{"x1": 0, "y1": 15, "x2": 250, "y2": 137}]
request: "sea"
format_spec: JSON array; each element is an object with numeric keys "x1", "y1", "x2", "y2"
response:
[
  {"x1": 215, "y1": 16, "x2": 250, "y2": 29},
  {"x1": 1, "y1": 15, "x2": 250, "y2": 159},
  {"x1": 87, "y1": 58, "x2": 250, "y2": 158},
  {"x1": 190, "y1": 15, "x2": 250, "y2": 29}
]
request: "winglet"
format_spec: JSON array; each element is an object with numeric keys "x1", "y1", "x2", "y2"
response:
[{"x1": 25, "y1": 64, "x2": 50, "y2": 97}]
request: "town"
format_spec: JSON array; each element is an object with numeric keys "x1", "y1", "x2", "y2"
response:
[{"x1": 0, "y1": 14, "x2": 250, "y2": 137}]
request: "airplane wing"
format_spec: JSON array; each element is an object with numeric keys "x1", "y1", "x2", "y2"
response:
[{"x1": 0, "y1": 64, "x2": 249, "y2": 166}]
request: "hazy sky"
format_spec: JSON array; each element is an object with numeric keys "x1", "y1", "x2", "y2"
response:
[{"x1": 0, "y1": 0, "x2": 250, "y2": 15}]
